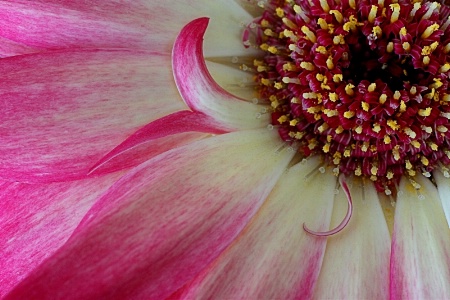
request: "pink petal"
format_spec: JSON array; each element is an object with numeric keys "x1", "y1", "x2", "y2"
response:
[
  {"x1": 0, "y1": 172, "x2": 123, "y2": 297},
  {"x1": 6, "y1": 129, "x2": 295, "y2": 300},
  {"x1": 172, "y1": 18, "x2": 270, "y2": 130},
  {"x1": 179, "y1": 158, "x2": 335, "y2": 299},
  {"x1": 0, "y1": 0, "x2": 256, "y2": 57},
  {"x1": 89, "y1": 110, "x2": 226, "y2": 173},
  {"x1": 390, "y1": 175, "x2": 450, "y2": 299},
  {"x1": 313, "y1": 178, "x2": 390, "y2": 299},
  {"x1": 0, "y1": 49, "x2": 186, "y2": 182}
]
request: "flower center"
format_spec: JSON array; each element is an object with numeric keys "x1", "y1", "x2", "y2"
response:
[{"x1": 248, "y1": 0, "x2": 450, "y2": 194}]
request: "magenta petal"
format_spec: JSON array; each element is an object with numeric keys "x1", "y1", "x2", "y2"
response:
[
  {"x1": 89, "y1": 110, "x2": 226, "y2": 173},
  {"x1": 390, "y1": 175, "x2": 450, "y2": 299},
  {"x1": 0, "y1": 49, "x2": 185, "y2": 182},
  {"x1": 0, "y1": 172, "x2": 123, "y2": 297},
  {"x1": 5, "y1": 129, "x2": 295, "y2": 300},
  {"x1": 0, "y1": 1, "x2": 255, "y2": 57},
  {"x1": 172, "y1": 18, "x2": 270, "y2": 130}
]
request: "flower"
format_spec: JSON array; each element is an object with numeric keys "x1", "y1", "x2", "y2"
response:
[{"x1": 1, "y1": 0, "x2": 450, "y2": 299}]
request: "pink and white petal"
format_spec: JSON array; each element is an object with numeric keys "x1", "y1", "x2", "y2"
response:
[
  {"x1": 173, "y1": 18, "x2": 270, "y2": 130},
  {"x1": 0, "y1": 0, "x2": 256, "y2": 57},
  {"x1": 0, "y1": 172, "x2": 123, "y2": 298},
  {"x1": 0, "y1": 49, "x2": 186, "y2": 182},
  {"x1": 6, "y1": 128, "x2": 295, "y2": 300},
  {"x1": 313, "y1": 178, "x2": 390, "y2": 299},
  {"x1": 390, "y1": 175, "x2": 450, "y2": 299},
  {"x1": 89, "y1": 110, "x2": 224, "y2": 173},
  {"x1": 206, "y1": 60, "x2": 257, "y2": 101},
  {"x1": 179, "y1": 157, "x2": 336, "y2": 300},
  {"x1": 433, "y1": 171, "x2": 450, "y2": 228}
]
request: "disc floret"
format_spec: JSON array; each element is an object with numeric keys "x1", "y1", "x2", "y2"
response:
[{"x1": 249, "y1": 0, "x2": 450, "y2": 193}]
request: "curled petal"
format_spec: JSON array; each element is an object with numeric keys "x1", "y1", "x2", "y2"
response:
[
  {"x1": 303, "y1": 175, "x2": 353, "y2": 236},
  {"x1": 172, "y1": 18, "x2": 270, "y2": 131}
]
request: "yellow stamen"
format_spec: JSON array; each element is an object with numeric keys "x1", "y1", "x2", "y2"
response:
[
  {"x1": 390, "y1": 3, "x2": 400, "y2": 23},
  {"x1": 421, "y1": 23, "x2": 440, "y2": 39},
  {"x1": 368, "y1": 5, "x2": 378, "y2": 23},
  {"x1": 301, "y1": 26, "x2": 317, "y2": 42}
]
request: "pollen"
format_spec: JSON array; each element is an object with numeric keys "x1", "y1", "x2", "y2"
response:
[{"x1": 250, "y1": 0, "x2": 450, "y2": 193}]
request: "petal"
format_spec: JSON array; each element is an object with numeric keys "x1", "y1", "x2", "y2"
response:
[
  {"x1": 0, "y1": 0, "x2": 257, "y2": 57},
  {"x1": 6, "y1": 128, "x2": 295, "y2": 300},
  {"x1": 180, "y1": 157, "x2": 336, "y2": 299},
  {"x1": 173, "y1": 18, "x2": 270, "y2": 130},
  {"x1": 433, "y1": 170, "x2": 450, "y2": 228},
  {"x1": 89, "y1": 110, "x2": 226, "y2": 173},
  {"x1": 390, "y1": 175, "x2": 450, "y2": 299},
  {"x1": 0, "y1": 172, "x2": 123, "y2": 297},
  {"x1": 0, "y1": 49, "x2": 185, "y2": 182},
  {"x1": 313, "y1": 178, "x2": 390, "y2": 299}
]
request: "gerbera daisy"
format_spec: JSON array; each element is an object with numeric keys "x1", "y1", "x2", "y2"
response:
[{"x1": 0, "y1": 0, "x2": 449, "y2": 299}]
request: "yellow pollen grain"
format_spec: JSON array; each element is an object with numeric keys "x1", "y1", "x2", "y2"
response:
[
  {"x1": 333, "y1": 34, "x2": 345, "y2": 45},
  {"x1": 316, "y1": 46, "x2": 327, "y2": 54},
  {"x1": 253, "y1": 59, "x2": 264, "y2": 67},
  {"x1": 387, "y1": 171, "x2": 394, "y2": 180},
  {"x1": 278, "y1": 115, "x2": 288, "y2": 123},
  {"x1": 283, "y1": 62, "x2": 296, "y2": 71},
  {"x1": 320, "y1": 0, "x2": 330, "y2": 12},
  {"x1": 323, "y1": 143, "x2": 331, "y2": 153},
  {"x1": 300, "y1": 62, "x2": 315, "y2": 71},
  {"x1": 349, "y1": 0, "x2": 356, "y2": 9},
  {"x1": 261, "y1": 78, "x2": 271, "y2": 86},
  {"x1": 384, "y1": 135, "x2": 391, "y2": 144},
  {"x1": 333, "y1": 74, "x2": 343, "y2": 82},
  {"x1": 325, "y1": 109, "x2": 338, "y2": 117},
  {"x1": 318, "y1": 123, "x2": 329, "y2": 132},
  {"x1": 371, "y1": 165, "x2": 379, "y2": 176},
  {"x1": 268, "y1": 46, "x2": 278, "y2": 54},
  {"x1": 276, "y1": 7, "x2": 285, "y2": 18},
  {"x1": 423, "y1": 55, "x2": 430, "y2": 66},
  {"x1": 355, "y1": 126, "x2": 363, "y2": 134},
  {"x1": 393, "y1": 146, "x2": 400, "y2": 160},
  {"x1": 260, "y1": 20, "x2": 270, "y2": 27},
  {"x1": 283, "y1": 30, "x2": 298, "y2": 42},
  {"x1": 362, "y1": 102, "x2": 370, "y2": 111},
  {"x1": 373, "y1": 123, "x2": 381, "y2": 133},
  {"x1": 307, "y1": 106, "x2": 322, "y2": 114},
  {"x1": 301, "y1": 26, "x2": 317, "y2": 43},
  {"x1": 408, "y1": 169, "x2": 416, "y2": 177},
  {"x1": 335, "y1": 125, "x2": 344, "y2": 134},
  {"x1": 344, "y1": 149, "x2": 351, "y2": 157},
  {"x1": 419, "y1": 107, "x2": 432, "y2": 117},
  {"x1": 271, "y1": 100, "x2": 280, "y2": 109},
  {"x1": 257, "y1": 66, "x2": 267, "y2": 72},
  {"x1": 410, "y1": 86, "x2": 417, "y2": 95},
  {"x1": 316, "y1": 73, "x2": 325, "y2": 82},
  {"x1": 387, "y1": 42, "x2": 394, "y2": 53},
  {"x1": 431, "y1": 78, "x2": 443, "y2": 89},
  {"x1": 326, "y1": 57, "x2": 334, "y2": 69},
  {"x1": 343, "y1": 15, "x2": 361, "y2": 32},
  {"x1": 355, "y1": 166, "x2": 362, "y2": 176},
  {"x1": 291, "y1": 97, "x2": 299, "y2": 103},
  {"x1": 368, "y1": 83, "x2": 377, "y2": 92},
  {"x1": 289, "y1": 119, "x2": 299, "y2": 126},
  {"x1": 274, "y1": 82, "x2": 284, "y2": 89},
  {"x1": 405, "y1": 160, "x2": 413, "y2": 169},
  {"x1": 329, "y1": 92, "x2": 339, "y2": 102},
  {"x1": 440, "y1": 63, "x2": 450, "y2": 73},
  {"x1": 387, "y1": 120, "x2": 400, "y2": 130},
  {"x1": 402, "y1": 42, "x2": 411, "y2": 52},
  {"x1": 390, "y1": 3, "x2": 401, "y2": 23},
  {"x1": 394, "y1": 90, "x2": 401, "y2": 100},
  {"x1": 372, "y1": 26, "x2": 382, "y2": 38},
  {"x1": 344, "y1": 111, "x2": 355, "y2": 118},
  {"x1": 400, "y1": 27, "x2": 407, "y2": 36},
  {"x1": 318, "y1": 18, "x2": 328, "y2": 30},
  {"x1": 400, "y1": 100, "x2": 406, "y2": 112},
  {"x1": 430, "y1": 142, "x2": 439, "y2": 151},
  {"x1": 369, "y1": 5, "x2": 378, "y2": 23},
  {"x1": 421, "y1": 23, "x2": 440, "y2": 39},
  {"x1": 295, "y1": 132, "x2": 305, "y2": 139},
  {"x1": 345, "y1": 83, "x2": 355, "y2": 96},
  {"x1": 438, "y1": 125, "x2": 448, "y2": 132},
  {"x1": 260, "y1": 43, "x2": 269, "y2": 51},
  {"x1": 330, "y1": 10, "x2": 343, "y2": 23},
  {"x1": 327, "y1": 135, "x2": 332, "y2": 142},
  {"x1": 264, "y1": 29, "x2": 276, "y2": 37},
  {"x1": 282, "y1": 17, "x2": 298, "y2": 30},
  {"x1": 379, "y1": 94, "x2": 387, "y2": 104},
  {"x1": 303, "y1": 92, "x2": 318, "y2": 99},
  {"x1": 421, "y1": 156, "x2": 429, "y2": 166},
  {"x1": 411, "y1": 140, "x2": 421, "y2": 148}
]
